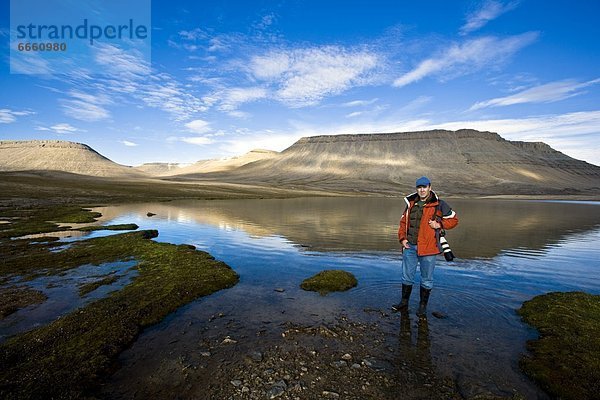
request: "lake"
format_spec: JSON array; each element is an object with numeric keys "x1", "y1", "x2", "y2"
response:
[{"x1": 5, "y1": 197, "x2": 600, "y2": 398}]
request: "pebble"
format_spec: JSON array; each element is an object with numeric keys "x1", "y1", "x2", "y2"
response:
[
  {"x1": 221, "y1": 336, "x2": 237, "y2": 345},
  {"x1": 274, "y1": 288, "x2": 285, "y2": 292},
  {"x1": 266, "y1": 386, "x2": 285, "y2": 399},
  {"x1": 322, "y1": 391, "x2": 340, "y2": 398},
  {"x1": 200, "y1": 351, "x2": 211, "y2": 357},
  {"x1": 341, "y1": 353, "x2": 352, "y2": 361},
  {"x1": 249, "y1": 351, "x2": 263, "y2": 362},
  {"x1": 432, "y1": 311, "x2": 447, "y2": 319},
  {"x1": 330, "y1": 360, "x2": 347, "y2": 368},
  {"x1": 231, "y1": 380, "x2": 242, "y2": 387}
]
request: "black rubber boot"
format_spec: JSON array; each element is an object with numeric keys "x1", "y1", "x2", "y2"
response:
[
  {"x1": 392, "y1": 284, "x2": 413, "y2": 312},
  {"x1": 416, "y1": 286, "x2": 431, "y2": 317}
]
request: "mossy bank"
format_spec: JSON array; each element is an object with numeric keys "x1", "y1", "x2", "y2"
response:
[
  {"x1": 518, "y1": 291, "x2": 600, "y2": 400},
  {"x1": 0, "y1": 206, "x2": 239, "y2": 399},
  {"x1": 300, "y1": 270, "x2": 358, "y2": 295}
]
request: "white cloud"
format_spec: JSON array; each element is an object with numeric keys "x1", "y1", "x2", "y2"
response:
[
  {"x1": 185, "y1": 119, "x2": 211, "y2": 134},
  {"x1": 393, "y1": 32, "x2": 538, "y2": 87},
  {"x1": 120, "y1": 140, "x2": 138, "y2": 146},
  {"x1": 346, "y1": 111, "x2": 363, "y2": 118},
  {"x1": 469, "y1": 78, "x2": 600, "y2": 110},
  {"x1": 36, "y1": 124, "x2": 78, "y2": 134},
  {"x1": 341, "y1": 98, "x2": 379, "y2": 107},
  {"x1": 217, "y1": 87, "x2": 268, "y2": 111},
  {"x1": 227, "y1": 110, "x2": 251, "y2": 118},
  {"x1": 250, "y1": 46, "x2": 381, "y2": 107},
  {"x1": 0, "y1": 108, "x2": 35, "y2": 123},
  {"x1": 181, "y1": 136, "x2": 214, "y2": 146},
  {"x1": 460, "y1": 1, "x2": 519, "y2": 35}
]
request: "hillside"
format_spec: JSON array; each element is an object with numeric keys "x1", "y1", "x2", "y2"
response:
[
  {"x1": 135, "y1": 149, "x2": 278, "y2": 177},
  {"x1": 177, "y1": 129, "x2": 600, "y2": 195},
  {"x1": 0, "y1": 140, "x2": 146, "y2": 178}
]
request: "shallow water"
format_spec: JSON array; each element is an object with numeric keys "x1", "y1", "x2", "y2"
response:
[
  {"x1": 0, "y1": 260, "x2": 138, "y2": 341},
  {"x1": 5, "y1": 198, "x2": 600, "y2": 398}
]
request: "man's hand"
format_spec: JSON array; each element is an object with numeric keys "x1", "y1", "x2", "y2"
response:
[
  {"x1": 428, "y1": 220, "x2": 441, "y2": 229},
  {"x1": 401, "y1": 239, "x2": 410, "y2": 249}
]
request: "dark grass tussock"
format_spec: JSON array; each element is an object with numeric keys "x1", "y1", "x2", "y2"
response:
[{"x1": 300, "y1": 269, "x2": 358, "y2": 295}]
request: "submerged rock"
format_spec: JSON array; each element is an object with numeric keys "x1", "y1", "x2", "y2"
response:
[{"x1": 300, "y1": 270, "x2": 357, "y2": 295}]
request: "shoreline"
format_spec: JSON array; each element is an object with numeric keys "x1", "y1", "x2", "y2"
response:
[{"x1": 1, "y1": 177, "x2": 598, "y2": 398}]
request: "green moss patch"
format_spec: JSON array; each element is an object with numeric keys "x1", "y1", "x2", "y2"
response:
[
  {"x1": 0, "y1": 286, "x2": 47, "y2": 319},
  {"x1": 0, "y1": 206, "x2": 101, "y2": 239},
  {"x1": 0, "y1": 214, "x2": 239, "y2": 398},
  {"x1": 76, "y1": 223, "x2": 139, "y2": 232},
  {"x1": 518, "y1": 291, "x2": 600, "y2": 400},
  {"x1": 300, "y1": 270, "x2": 357, "y2": 295}
]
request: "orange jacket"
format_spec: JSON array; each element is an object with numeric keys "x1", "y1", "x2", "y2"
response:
[{"x1": 398, "y1": 191, "x2": 458, "y2": 256}]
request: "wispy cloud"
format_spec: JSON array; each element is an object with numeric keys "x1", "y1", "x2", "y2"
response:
[
  {"x1": 51, "y1": 44, "x2": 208, "y2": 122},
  {"x1": 60, "y1": 91, "x2": 111, "y2": 122},
  {"x1": 393, "y1": 33, "x2": 538, "y2": 87},
  {"x1": 460, "y1": 1, "x2": 519, "y2": 35},
  {"x1": 0, "y1": 108, "x2": 35, "y2": 124},
  {"x1": 341, "y1": 98, "x2": 379, "y2": 107},
  {"x1": 216, "y1": 87, "x2": 268, "y2": 112},
  {"x1": 469, "y1": 78, "x2": 600, "y2": 110},
  {"x1": 346, "y1": 111, "x2": 364, "y2": 118},
  {"x1": 120, "y1": 140, "x2": 138, "y2": 146},
  {"x1": 35, "y1": 123, "x2": 80, "y2": 134},
  {"x1": 250, "y1": 46, "x2": 381, "y2": 107}
]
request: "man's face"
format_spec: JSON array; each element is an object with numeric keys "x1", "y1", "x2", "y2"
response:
[{"x1": 416, "y1": 184, "x2": 431, "y2": 200}]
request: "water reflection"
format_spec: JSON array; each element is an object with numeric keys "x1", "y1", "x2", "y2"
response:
[
  {"x1": 55, "y1": 198, "x2": 600, "y2": 398},
  {"x1": 92, "y1": 198, "x2": 600, "y2": 259}
]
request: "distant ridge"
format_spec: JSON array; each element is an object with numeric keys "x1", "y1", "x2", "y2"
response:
[
  {"x1": 183, "y1": 129, "x2": 600, "y2": 195},
  {"x1": 135, "y1": 149, "x2": 278, "y2": 177},
  {"x1": 2, "y1": 131, "x2": 599, "y2": 195},
  {"x1": 0, "y1": 140, "x2": 146, "y2": 178}
]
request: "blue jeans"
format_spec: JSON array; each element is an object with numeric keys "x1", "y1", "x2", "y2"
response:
[{"x1": 402, "y1": 245, "x2": 437, "y2": 289}]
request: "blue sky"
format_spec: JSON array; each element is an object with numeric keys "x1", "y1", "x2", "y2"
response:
[{"x1": 1, "y1": 0, "x2": 599, "y2": 166}]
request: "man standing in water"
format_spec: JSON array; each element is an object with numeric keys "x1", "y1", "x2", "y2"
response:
[{"x1": 393, "y1": 176, "x2": 458, "y2": 316}]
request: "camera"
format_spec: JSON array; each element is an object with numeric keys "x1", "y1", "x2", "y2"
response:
[{"x1": 439, "y1": 235, "x2": 455, "y2": 261}]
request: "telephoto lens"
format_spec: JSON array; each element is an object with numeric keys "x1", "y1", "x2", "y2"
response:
[{"x1": 440, "y1": 236, "x2": 455, "y2": 261}]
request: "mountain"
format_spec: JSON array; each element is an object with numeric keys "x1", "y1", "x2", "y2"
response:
[
  {"x1": 134, "y1": 162, "x2": 190, "y2": 176},
  {"x1": 0, "y1": 140, "x2": 146, "y2": 178},
  {"x1": 177, "y1": 129, "x2": 600, "y2": 195},
  {"x1": 135, "y1": 149, "x2": 278, "y2": 177},
  {"x1": 2, "y1": 131, "x2": 599, "y2": 195}
]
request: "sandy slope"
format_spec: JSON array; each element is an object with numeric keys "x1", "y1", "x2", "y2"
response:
[{"x1": 0, "y1": 140, "x2": 146, "y2": 178}]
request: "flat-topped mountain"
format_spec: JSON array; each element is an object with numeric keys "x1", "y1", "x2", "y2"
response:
[
  {"x1": 2, "y1": 131, "x2": 599, "y2": 195},
  {"x1": 182, "y1": 129, "x2": 600, "y2": 195},
  {"x1": 0, "y1": 140, "x2": 146, "y2": 178}
]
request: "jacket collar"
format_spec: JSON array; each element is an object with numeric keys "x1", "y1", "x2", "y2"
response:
[{"x1": 404, "y1": 190, "x2": 439, "y2": 206}]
